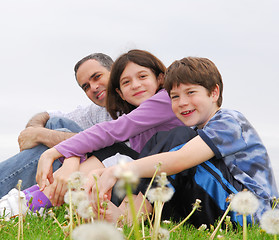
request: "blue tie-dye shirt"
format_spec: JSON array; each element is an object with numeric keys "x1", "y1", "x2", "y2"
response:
[{"x1": 197, "y1": 109, "x2": 278, "y2": 218}]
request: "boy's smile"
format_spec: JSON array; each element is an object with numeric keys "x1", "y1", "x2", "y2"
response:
[{"x1": 170, "y1": 83, "x2": 220, "y2": 129}]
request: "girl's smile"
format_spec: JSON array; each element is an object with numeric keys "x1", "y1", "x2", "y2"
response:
[{"x1": 116, "y1": 62, "x2": 161, "y2": 107}]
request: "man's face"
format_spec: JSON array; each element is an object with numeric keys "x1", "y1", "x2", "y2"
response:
[{"x1": 76, "y1": 59, "x2": 110, "y2": 107}]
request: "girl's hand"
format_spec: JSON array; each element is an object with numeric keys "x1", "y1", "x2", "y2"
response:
[
  {"x1": 48, "y1": 156, "x2": 80, "y2": 206},
  {"x1": 84, "y1": 168, "x2": 105, "y2": 197},
  {"x1": 36, "y1": 148, "x2": 63, "y2": 191},
  {"x1": 91, "y1": 167, "x2": 118, "y2": 208}
]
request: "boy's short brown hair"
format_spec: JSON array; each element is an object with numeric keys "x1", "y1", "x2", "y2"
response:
[{"x1": 164, "y1": 57, "x2": 223, "y2": 107}]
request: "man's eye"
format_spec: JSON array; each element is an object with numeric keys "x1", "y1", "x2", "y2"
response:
[
  {"x1": 95, "y1": 74, "x2": 101, "y2": 80},
  {"x1": 82, "y1": 84, "x2": 90, "y2": 92}
]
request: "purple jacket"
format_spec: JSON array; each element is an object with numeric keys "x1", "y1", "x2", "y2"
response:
[{"x1": 54, "y1": 89, "x2": 183, "y2": 161}]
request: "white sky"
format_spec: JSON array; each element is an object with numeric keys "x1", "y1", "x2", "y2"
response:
[{"x1": 0, "y1": 0, "x2": 278, "y2": 183}]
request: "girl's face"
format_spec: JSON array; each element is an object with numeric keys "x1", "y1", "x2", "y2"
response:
[
  {"x1": 170, "y1": 83, "x2": 220, "y2": 129},
  {"x1": 116, "y1": 62, "x2": 162, "y2": 107}
]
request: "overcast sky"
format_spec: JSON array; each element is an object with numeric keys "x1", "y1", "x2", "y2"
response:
[{"x1": 0, "y1": 0, "x2": 278, "y2": 182}]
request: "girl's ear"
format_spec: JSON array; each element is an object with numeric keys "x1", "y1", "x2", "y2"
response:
[
  {"x1": 116, "y1": 88, "x2": 125, "y2": 101},
  {"x1": 211, "y1": 84, "x2": 220, "y2": 102},
  {"x1": 157, "y1": 73, "x2": 164, "y2": 86}
]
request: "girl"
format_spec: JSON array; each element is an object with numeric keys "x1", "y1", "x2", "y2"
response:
[{"x1": 0, "y1": 50, "x2": 183, "y2": 216}]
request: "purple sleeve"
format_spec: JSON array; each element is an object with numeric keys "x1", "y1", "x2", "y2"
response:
[{"x1": 54, "y1": 90, "x2": 179, "y2": 159}]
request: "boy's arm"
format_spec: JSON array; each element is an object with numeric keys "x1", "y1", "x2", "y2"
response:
[{"x1": 98, "y1": 135, "x2": 214, "y2": 198}]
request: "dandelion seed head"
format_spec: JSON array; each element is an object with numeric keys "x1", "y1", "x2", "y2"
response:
[
  {"x1": 162, "y1": 220, "x2": 171, "y2": 224},
  {"x1": 230, "y1": 190, "x2": 259, "y2": 215},
  {"x1": 158, "y1": 227, "x2": 170, "y2": 240},
  {"x1": 198, "y1": 224, "x2": 207, "y2": 231},
  {"x1": 147, "y1": 187, "x2": 174, "y2": 203},
  {"x1": 72, "y1": 221, "x2": 124, "y2": 240},
  {"x1": 76, "y1": 200, "x2": 92, "y2": 219},
  {"x1": 260, "y1": 209, "x2": 279, "y2": 235},
  {"x1": 68, "y1": 172, "x2": 87, "y2": 190},
  {"x1": 156, "y1": 172, "x2": 169, "y2": 188}
]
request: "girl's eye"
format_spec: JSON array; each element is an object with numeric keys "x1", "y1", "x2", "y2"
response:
[
  {"x1": 121, "y1": 80, "x2": 130, "y2": 86},
  {"x1": 188, "y1": 91, "x2": 195, "y2": 95},
  {"x1": 139, "y1": 74, "x2": 147, "y2": 79}
]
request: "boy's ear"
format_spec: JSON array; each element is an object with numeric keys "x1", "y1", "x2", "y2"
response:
[
  {"x1": 116, "y1": 88, "x2": 125, "y2": 101},
  {"x1": 212, "y1": 84, "x2": 220, "y2": 102}
]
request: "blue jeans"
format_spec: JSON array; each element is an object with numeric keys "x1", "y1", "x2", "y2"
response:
[{"x1": 0, "y1": 117, "x2": 83, "y2": 198}]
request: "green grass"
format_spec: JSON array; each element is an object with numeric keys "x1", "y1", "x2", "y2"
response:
[{"x1": 0, "y1": 206, "x2": 276, "y2": 240}]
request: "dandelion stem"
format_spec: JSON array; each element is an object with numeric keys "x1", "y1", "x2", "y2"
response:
[
  {"x1": 69, "y1": 188, "x2": 74, "y2": 240},
  {"x1": 243, "y1": 214, "x2": 247, "y2": 240},
  {"x1": 93, "y1": 175, "x2": 101, "y2": 220},
  {"x1": 210, "y1": 202, "x2": 232, "y2": 240},
  {"x1": 169, "y1": 202, "x2": 199, "y2": 233},
  {"x1": 126, "y1": 183, "x2": 141, "y2": 240},
  {"x1": 127, "y1": 163, "x2": 161, "y2": 239}
]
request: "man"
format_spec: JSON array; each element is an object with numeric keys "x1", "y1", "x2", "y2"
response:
[{"x1": 0, "y1": 53, "x2": 113, "y2": 197}]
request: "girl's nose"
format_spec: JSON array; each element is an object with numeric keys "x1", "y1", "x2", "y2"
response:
[{"x1": 131, "y1": 79, "x2": 141, "y2": 89}]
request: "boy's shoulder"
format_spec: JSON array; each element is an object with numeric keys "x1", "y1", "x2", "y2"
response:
[{"x1": 209, "y1": 108, "x2": 247, "y2": 126}]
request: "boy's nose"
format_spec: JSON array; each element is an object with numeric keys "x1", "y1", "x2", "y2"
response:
[{"x1": 179, "y1": 95, "x2": 189, "y2": 106}]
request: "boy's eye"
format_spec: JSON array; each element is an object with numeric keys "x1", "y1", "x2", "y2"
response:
[
  {"x1": 188, "y1": 91, "x2": 195, "y2": 95},
  {"x1": 170, "y1": 95, "x2": 179, "y2": 100}
]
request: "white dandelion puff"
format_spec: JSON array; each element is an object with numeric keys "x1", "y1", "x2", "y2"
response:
[
  {"x1": 198, "y1": 224, "x2": 207, "y2": 231},
  {"x1": 76, "y1": 200, "x2": 92, "y2": 219},
  {"x1": 230, "y1": 190, "x2": 259, "y2": 215},
  {"x1": 72, "y1": 221, "x2": 125, "y2": 240},
  {"x1": 68, "y1": 171, "x2": 88, "y2": 190},
  {"x1": 113, "y1": 159, "x2": 139, "y2": 198},
  {"x1": 158, "y1": 227, "x2": 170, "y2": 240},
  {"x1": 147, "y1": 187, "x2": 174, "y2": 203},
  {"x1": 156, "y1": 172, "x2": 169, "y2": 188},
  {"x1": 260, "y1": 209, "x2": 279, "y2": 235}
]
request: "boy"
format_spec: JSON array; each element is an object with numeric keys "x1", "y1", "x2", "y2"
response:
[{"x1": 92, "y1": 57, "x2": 278, "y2": 227}]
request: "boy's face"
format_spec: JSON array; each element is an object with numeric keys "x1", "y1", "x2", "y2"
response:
[{"x1": 170, "y1": 83, "x2": 219, "y2": 129}]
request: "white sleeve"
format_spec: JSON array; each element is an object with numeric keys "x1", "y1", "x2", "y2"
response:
[{"x1": 48, "y1": 104, "x2": 112, "y2": 130}]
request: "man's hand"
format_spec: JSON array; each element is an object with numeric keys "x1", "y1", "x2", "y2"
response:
[
  {"x1": 48, "y1": 156, "x2": 80, "y2": 206},
  {"x1": 18, "y1": 127, "x2": 42, "y2": 151},
  {"x1": 36, "y1": 148, "x2": 63, "y2": 191}
]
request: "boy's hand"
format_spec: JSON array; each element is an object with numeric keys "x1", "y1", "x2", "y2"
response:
[
  {"x1": 36, "y1": 148, "x2": 63, "y2": 191},
  {"x1": 48, "y1": 156, "x2": 80, "y2": 206}
]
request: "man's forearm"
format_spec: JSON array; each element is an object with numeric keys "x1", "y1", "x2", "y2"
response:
[
  {"x1": 26, "y1": 112, "x2": 50, "y2": 128},
  {"x1": 37, "y1": 128, "x2": 77, "y2": 148}
]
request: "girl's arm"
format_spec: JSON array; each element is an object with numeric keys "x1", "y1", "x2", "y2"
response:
[
  {"x1": 98, "y1": 135, "x2": 214, "y2": 199},
  {"x1": 54, "y1": 89, "x2": 182, "y2": 159}
]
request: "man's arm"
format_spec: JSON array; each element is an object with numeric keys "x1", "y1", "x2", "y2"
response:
[{"x1": 18, "y1": 112, "x2": 77, "y2": 151}]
